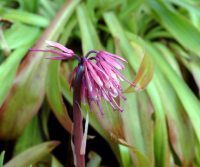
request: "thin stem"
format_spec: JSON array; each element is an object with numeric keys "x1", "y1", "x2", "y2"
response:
[
  {"x1": 74, "y1": 54, "x2": 81, "y2": 62},
  {"x1": 85, "y1": 50, "x2": 98, "y2": 58},
  {"x1": 73, "y1": 64, "x2": 85, "y2": 167}
]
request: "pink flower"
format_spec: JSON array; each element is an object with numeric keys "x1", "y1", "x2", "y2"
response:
[
  {"x1": 79, "y1": 51, "x2": 134, "y2": 114},
  {"x1": 30, "y1": 42, "x2": 134, "y2": 114},
  {"x1": 29, "y1": 40, "x2": 74, "y2": 60}
]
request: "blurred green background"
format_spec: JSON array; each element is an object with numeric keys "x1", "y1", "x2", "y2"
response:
[{"x1": 0, "y1": 0, "x2": 200, "y2": 167}]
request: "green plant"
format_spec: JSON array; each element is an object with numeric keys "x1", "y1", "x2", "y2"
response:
[{"x1": 0, "y1": 0, "x2": 200, "y2": 167}]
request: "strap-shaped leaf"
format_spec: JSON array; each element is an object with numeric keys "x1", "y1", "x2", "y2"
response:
[
  {"x1": 4, "y1": 141, "x2": 59, "y2": 167},
  {"x1": 124, "y1": 52, "x2": 154, "y2": 93},
  {"x1": 147, "y1": 0, "x2": 200, "y2": 57},
  {"x1": 46, "y1": 60, "x2": 72, "y2": 134},
  {"x1": 0, "y1": 151, "x2": 5, "y2": 167},
  {"x1": 2, "y1": 8, "x2": 49, "y2": 28},
  {"x1": 117, "y1": 138, "x2": 152, "y2": 167},
  {"x1": 0, "y1": 46, "x2": 31, "y2": 107}
]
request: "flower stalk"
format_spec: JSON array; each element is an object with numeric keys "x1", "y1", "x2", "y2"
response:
[{"x1": 73, "y1": 64, "x2": 85, "y2": 167}]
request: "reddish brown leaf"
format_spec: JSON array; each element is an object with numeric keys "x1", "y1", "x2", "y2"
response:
[{"x1": 124, "y1": 52, "x2": 154, "y2": 93}]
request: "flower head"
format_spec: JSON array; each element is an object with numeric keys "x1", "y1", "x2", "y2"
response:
[
  {"x1": 30, "y1": 41, "x2": 134, "y2": 114},
  {"x1": 79, "y1": 50, "x2": 134, "y2": 114}
]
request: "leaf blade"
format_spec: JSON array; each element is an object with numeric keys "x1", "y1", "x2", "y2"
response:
[{"x1": 4, "y1": 141, "x2": 60, "y2": 167}]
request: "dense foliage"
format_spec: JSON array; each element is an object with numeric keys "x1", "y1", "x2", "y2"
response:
[{"x1": 0, "y1": 0, "x2": 200, "y2": 167}]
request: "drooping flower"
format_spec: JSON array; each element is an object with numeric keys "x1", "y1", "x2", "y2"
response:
[
  {"x1": 30, "y1": 41, "x2": 134, "y2": 114},
  {"x1": 29, "y1": 40, "x2": 74, "y2": 60},
  {"x1": 79, "y1": 50, "x2": 135, "y2": 114}
]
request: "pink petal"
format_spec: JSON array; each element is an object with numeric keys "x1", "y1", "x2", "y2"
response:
[
  {"x1": 97, "y1": 72, "x2": 111, "y2": 89},
  {"x1": 100, "y1": 53, "x2": 125, "y2": 69},
  {"x1": 87, "y1": 75, "x2": 98, "y2": 101},
  {"x1": 44, "y1": 56, "x2": 70, "y2": 60},
  {"x1": 101, "y1": 89, "x2": 109, "y2": 101},
  {"x1": 86, "y1": 61, "x2": 103, "y2": 87},
  {"x1": 89, "y1": 61, "x2": 109, "y2": 79},
  {"x1": 90, "y1": 61, "x2": 111, "y2": 89},
  {"x1": 84, "y1": 63, "x2": 93, "y2": 92},
  {"x1": 29, "y1": 48, "x2": 71, "y2": 57},
  {"x1": 112, "y1": 68, "x2": 136, "y2": 87},
  {"x1": 104, "y1": 93, "x2": 117, "y2": 111},
  {"x1": 109, "y1": 86, "x2": 118, "y2": 97},
  {"x1": 99, "y1": 60, "x2": 119, "y2": 81},
  {"x1": 45, "y1": 40, "x2": 74, "y2": 54},
  {"x1": 99, "y1": 51, "x2": 127, "y2": 62}
]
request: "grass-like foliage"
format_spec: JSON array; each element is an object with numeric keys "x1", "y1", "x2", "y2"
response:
[{"x1": 0, "y1": 0, "x2": 200, "y2": 166}]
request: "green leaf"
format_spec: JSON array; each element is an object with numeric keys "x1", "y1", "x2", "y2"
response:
[
  {"x1": 194, "y1": 140, "x2": 200, "y2": 166},
  {"x1": 119, "y1": 145, "x2": 131, "y2": 167},
  {"x1": 119, "y1": 93, "x2": 154, "y2": 167},
  {"x1": 20, "y1": 0, "x2": 39, "y2": 13},
  {"x1": 59, "y1": 16, "x2": 77, "y2": 45},
  {"x1": 4, "y1": 141, "x2": 60, "y2": 167},
  {"x1": 168, "y1": 0, "x2": 200, "y2": 18},
  {"x1": 60, "y1": 74, "x2": 73, "y2": 105},
  {"x1": 155, "y1": 44, "x2": 195, "y2": 166},
  {"x1": 124, "y1": 51, "x2": 154, "y2": 92},
  {"x1": 40, "y1": 0, "x2": 56, "y2": 18},
  {"x1": 0, "y1": 55, "x2": 49, "y2": 139},
  {"x1": 148, "y1": 79, "x2": 170, "y2": 167},
  {"x1": 147, "y1": 42, "x2": 200, "y2": 143},
  {"x1": 40, "y1": 99, "x2": 51, "y2": 139},
  {"x1": 51, "y1": 156, "x2": 64, "y2": 167},
  {"x1": 14, "y1": 115, "x2": 43, "y2": 155},
  {"x1": 117, "y1": 139, "x2": 152, "y2": 167},
  {"x1": 154, "y1": 43, "x2": 182, "y2": 77},
  {"x1": 4, "y1": 23, "x2": 40, "y2": 49},
  {"x1": 0, "y1": 46, "x2": 30, "y2": 107},
  {"x1": 147, "y1": 0, "x2": 200, "y2": 57},
  {"x1": 103, "y1": 12, "x2": 140, "y2": 70},
  {"x1": 86, "y1": 151, "x2": 101, "y2": 167},
  {"x1": 46, "y1": 60, "x2": 72, "y2": 134},
  {"x1": 2, "y1": 8, "x2": 50, "y2": 28},
  {"x1": 76, "y1": 3, "x2": 102, "y2": 53},
  {"x1": 170, "y1": 43, "x2": 200, "y2": 93},
  {"x1": 0, "y1": 151, "x2": 5, "y2": 167}
]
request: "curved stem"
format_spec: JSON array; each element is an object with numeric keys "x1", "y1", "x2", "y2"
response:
[
  {"x1": 85, "y1": 50, "x2": 98, "y2": 58},
  {"x1": 74, "y1": 54, "x2": 81, "y2": 62},
  {"x1": 73, "y1": 64, "x2": 85, "y2": 167}
]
